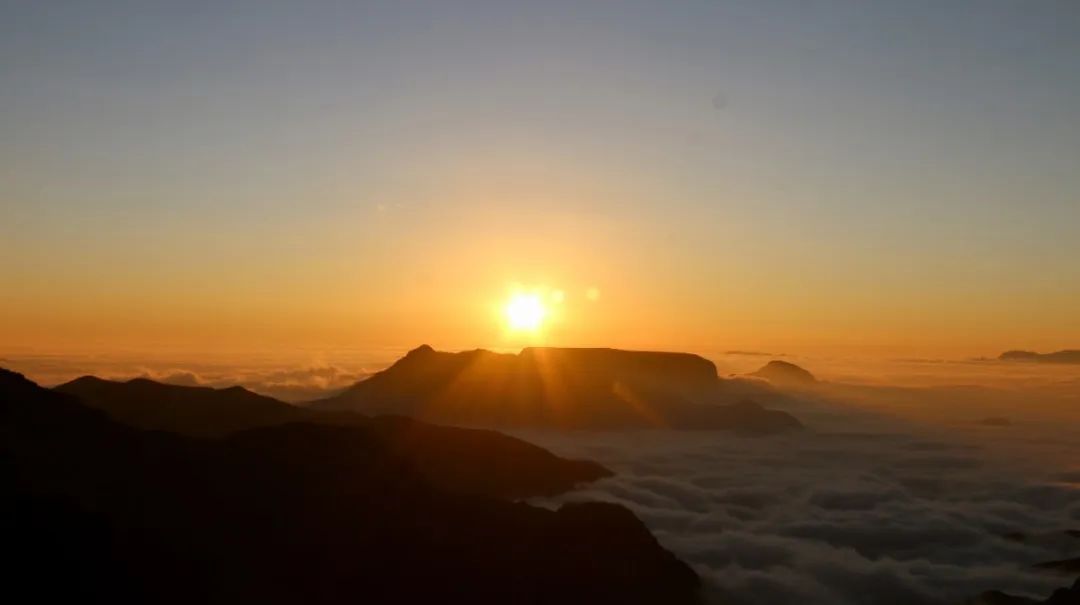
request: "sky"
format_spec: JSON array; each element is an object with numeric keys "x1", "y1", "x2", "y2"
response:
[{"x1": 2, "y1": 0, "x2": 1079, "y2": 358}]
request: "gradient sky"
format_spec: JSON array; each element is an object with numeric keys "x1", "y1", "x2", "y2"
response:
[{"x1": 3, "y1": 0, "x2": 1079, "y2": 357}]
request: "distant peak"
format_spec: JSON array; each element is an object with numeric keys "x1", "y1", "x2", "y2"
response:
[
  {"x1": 68, "y1": 375, "x2": 111, "y2": 385},
  {"x1": 407, "y1": 344, "x2": 436, "y2": 356},
  {"x1": 749, "y1": 360, "x2": 816, "y2": 385},
  {"x1": 999, "y1": 349, "x2": 1080, "y2": 364},
  {"x1": 54, "y1": 375, "x2": 117, "y2": 391}
]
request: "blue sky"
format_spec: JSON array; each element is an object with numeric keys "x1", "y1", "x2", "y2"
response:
[{"x1": 2, "y1": 0, "x2": 1079, "y2": 354}]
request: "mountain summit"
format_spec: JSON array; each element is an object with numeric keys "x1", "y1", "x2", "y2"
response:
[
  {"x1": 314, "y1": 346, "x2": 801, "y2": 433},
  {"x1": 749, "y1": 360, "x2": 817, "y2": 386}
]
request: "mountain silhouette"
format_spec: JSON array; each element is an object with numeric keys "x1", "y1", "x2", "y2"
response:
[
  {"x1": 2, "y1": 368, "x2": 699, "y2": 604},
  {"x1": 55, "y1": 374, "x2": 609, "y2": 499},
  {"x1": 57, "y1": 375, "x2": 298, "y2": 435},
  {"x1": 999, "y1": 350, "x2": 1080, "y2": 364},
  {"x1": 749, "y1": 360, "x2": 817, "y2": 386},
  {"x1": 314, "y1": 345, "x2": 802, "y2": 433}
]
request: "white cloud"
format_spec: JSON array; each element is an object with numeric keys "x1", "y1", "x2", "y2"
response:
[{"x1": 523, "y1": 410, "x2": 1080, "y2": 605}]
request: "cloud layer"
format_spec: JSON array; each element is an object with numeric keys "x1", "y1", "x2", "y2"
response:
[
  {"x1": 524, "y1": 417, "x2": 1080, "y2": 605},
  {"x1": 0, "y1": 353, "x2": 373, "y2": 402}
]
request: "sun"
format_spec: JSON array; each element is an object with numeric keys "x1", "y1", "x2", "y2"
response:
[{"x1": 505, "y1": 293, "x2": 547, "y2": 332}]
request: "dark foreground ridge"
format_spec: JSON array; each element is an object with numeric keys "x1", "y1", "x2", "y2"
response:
[
  {"x1": 3, "y1": 368, "x2": 700, "y2": 604},
  {"x1": 314, "y1": 345, "x2": 802, "y2": 433},
  {"x1": 56, "y1": 374, "x2": 610, "y2": 499}
]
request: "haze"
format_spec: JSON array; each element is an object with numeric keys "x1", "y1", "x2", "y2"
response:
[{"x1": 4, "y1": 0, "x2": 1080, "y2": 358}]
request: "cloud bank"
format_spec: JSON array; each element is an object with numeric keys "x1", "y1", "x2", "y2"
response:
[
  {"x1": 524, "y1": 418, "x2": 1080, "y2": 605},
  {"x1": 0, "y1": 354, "x2": 373, "y2": 402}
]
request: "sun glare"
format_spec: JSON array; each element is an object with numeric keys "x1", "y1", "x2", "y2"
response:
[{"x1": 505, "y1": 293, "x2": 547, "y2": 332}]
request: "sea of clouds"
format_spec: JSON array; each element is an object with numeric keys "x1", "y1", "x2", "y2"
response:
[{"x1": 523, "y1": 401, "x2": 1080, "y2": 605}]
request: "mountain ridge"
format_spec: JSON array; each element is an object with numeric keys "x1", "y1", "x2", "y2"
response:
[
  {"x1": 54, "y1": 372, "x2": 611, "y2": 500},
  {"x1": 315, "y1": 345, "x2": 802, "y2": 433},
  {"x1": 2, "y1": 367, "x2": 700, "y2": 604}
]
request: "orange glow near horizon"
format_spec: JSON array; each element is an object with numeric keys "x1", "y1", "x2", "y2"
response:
[{"x1": 3, "y1": 2, "x2": 1080, "y2": 365}]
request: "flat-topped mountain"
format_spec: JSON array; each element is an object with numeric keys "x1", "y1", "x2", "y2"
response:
[
  {"x1": 314, "y1": 345, "x2": 801, "y2": 433},
  {"x1": 749, "y1": 360, "x2": 817, "y2": 386},
  {"x1": 3, "y1": 368, "x2": 699, "y2": 604},
  {"x1": 55, "y1": 374, "x2": 609, "y2": 500},
  {"x1": 999, "y1": 350, "x2": 1080, "y2": 364}
]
